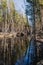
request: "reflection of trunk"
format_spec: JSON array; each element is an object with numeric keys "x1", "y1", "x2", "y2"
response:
[
  {"x1": 4, "y1": 38, "x2": 6, "y2": 65},
  {"x1": 8, "y1": 41, "x2": 11, "y2": 65},
  {"x1": 11, "y1": 37, "x2": 14, "y2": 52},
  {"x1": 3, "y1": 38, "x2": 11, "y2": 65}
]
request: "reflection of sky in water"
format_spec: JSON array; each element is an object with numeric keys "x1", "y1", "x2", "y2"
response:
[
  {"x1": 15, "y1": 39, "x2": 37, "y2": 65},
  {"x1": 14, "y1": 0, "x2": 26, "y2": 16}
]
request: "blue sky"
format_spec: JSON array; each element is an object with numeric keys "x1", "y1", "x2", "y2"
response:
[
  {"x1": 13, "y1": 0, "x2": 34, "y2": 27},
  {"x1": 14, "y1": 0, "x2": 26, "y2": 16}
]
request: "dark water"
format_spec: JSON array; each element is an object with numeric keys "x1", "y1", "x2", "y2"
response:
[
  {"x1": 0, "y1": 36, "x2": 29, "y2": 65},
  {"x1": 15, "y1": 38, "x2": 37, "y2": 65},
  {"x1": 0, "y1": 36, "x2": 43, "y2": 65}
]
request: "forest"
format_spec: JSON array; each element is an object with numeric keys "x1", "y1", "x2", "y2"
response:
[{"x1": 0, "y1": 0, "x2": 43, "y2": 65}]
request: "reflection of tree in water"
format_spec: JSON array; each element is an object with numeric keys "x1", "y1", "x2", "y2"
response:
[{"x1": 0, "y1": 36, "x2": 29, "y2": 65}]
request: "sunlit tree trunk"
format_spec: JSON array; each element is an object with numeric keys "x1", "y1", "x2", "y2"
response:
[
  {"x1": 5, "y1": 9, "x2": 8, "y2": 33},
  {"x1": 11, "y1": 17, "x2": 14, "y2": 33}
]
